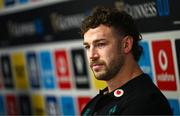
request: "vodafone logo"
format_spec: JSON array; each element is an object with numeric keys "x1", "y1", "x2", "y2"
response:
[
  {"x1": 58, "y1": 57, "x2": 67, "y2": 75},
  {"x1": 55, "y1": 50, "x2": 71, "y2": 89},
  {"x1": 55, "y1": 50, "x2": 69, "y2": 77},
  {"x1": 152, "y1": 40, "x2": 177, "y2": 91},
  {"x1": 158, "y1": 49, "x2": 168, "y2": 71},
  {"x1": 114, "y1": 89, "x2": 124, "y2": 97}
]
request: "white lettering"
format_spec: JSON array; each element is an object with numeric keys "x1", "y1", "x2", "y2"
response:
[
  {"x1": 7, "y1": 21, "x2": 36, "y2": 37},
  {"x1": 58, "y1": 58, "x2": 67, "y2": 75},
  {"x1": 59, "y1": 77, "x2": 70, "y2": 82},
  {"x1": 50, "y1": 13, "x2": 85, "y2": 31},
  {"x1": 157, "y1": 73, "x2": 175, "y2": 82},
  {"x1": 76, "y1": 76, "x2": 88, "y2": 83},
  {"x1": 124, "y1": 2, "x2": 157, "y2": 19}
]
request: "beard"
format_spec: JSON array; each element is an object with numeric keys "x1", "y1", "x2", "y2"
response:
[{"x1": 91, "y1": 48, "x2": 125, "y2": 81}]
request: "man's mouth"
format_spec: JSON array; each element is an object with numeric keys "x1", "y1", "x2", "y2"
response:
[{"x1": 91, "y1": 63, "x2": 104, "y2": 71}]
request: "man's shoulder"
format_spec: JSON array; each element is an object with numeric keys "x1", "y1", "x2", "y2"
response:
[
  {"x1": 118, "y1": 92, "x2": 172, "y2": 115},
  {"x1": 114, "y1": 74, "x2": 172, "y2": 115}
]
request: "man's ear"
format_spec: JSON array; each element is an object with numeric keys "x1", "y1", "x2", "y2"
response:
[{"x1": 122, "y1": 36, "x2": 133, "y2": 53}]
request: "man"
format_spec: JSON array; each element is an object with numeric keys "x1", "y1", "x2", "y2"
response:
[{"x1": 81, "y1": 6, "x2": 172, "y2": 115}]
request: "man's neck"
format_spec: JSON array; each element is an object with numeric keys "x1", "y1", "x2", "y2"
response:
[{"x1": 106, "y1": 58, "x2": 143, "y2": 93}]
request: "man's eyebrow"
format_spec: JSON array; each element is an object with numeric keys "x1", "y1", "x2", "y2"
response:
[
  {"x1": 83, "y1": 42, "x2": 88, "y2": 46},
  {"x1": 93, "y1": 39, "x2": 107, "y2": 43},
  {"x1": 83, "y1": 39, "x2": 107, "y2": 45}
]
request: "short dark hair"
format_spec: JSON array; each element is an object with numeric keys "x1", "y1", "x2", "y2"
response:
[{"x1": 81, "y1": 6, "x2": 143, "y2": 61}]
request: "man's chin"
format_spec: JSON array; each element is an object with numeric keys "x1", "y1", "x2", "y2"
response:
[
  {"x1": 92, "y1": 70, "x2": 107, "y2": 80},
  {"x1": 94, "y1": 74, "x2": 107, "y2": 81}
]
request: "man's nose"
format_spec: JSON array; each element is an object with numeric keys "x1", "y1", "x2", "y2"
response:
[{"x1": 89, "y1": 47, "x2": 99, "y2": 60}]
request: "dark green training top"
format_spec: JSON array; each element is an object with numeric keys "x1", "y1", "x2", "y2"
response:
[{"x1": 81, "y1": 73, "x2": 173, "y2": 115}]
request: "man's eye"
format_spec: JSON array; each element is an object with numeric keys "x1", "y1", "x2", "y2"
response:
[
  {"x1": 97, "y1": 43, "x2": 106, "y2": 48},
  {"x1": 84, "y1": 45, "x2": 90, "y2": 50}
]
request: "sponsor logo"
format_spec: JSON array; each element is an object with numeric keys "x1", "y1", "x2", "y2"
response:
[
  {"x1": 18, "y1": 94, "x2": 32, "y2": 115},
  {"x1": 45, "y1": 96, "x2": 59, "y2": 115},
  {"x1": 54, "y1": 50, "x2": 71, "y2": 89},
  {"x1": 39, "y1": 51, "x2": 55, "y2": 89},
  {"x1": 50, "y1": 13, "x2": 85, "y2": 32},
  {"x1": 26, "y1": 52, "x2": 40, "y2": 89},
  {"x1": 115, "y1": 0, "x2": 170, "y2": 19},
  {"x1": 7, "y1": 18, "x2": 43, "y2": 37},
  {"x1": 71, "y1": 48, "x2": 90, "y2": 89},
  {"x1": 11, "y1": 52, "x2": 29, "y2": 90},
  {"x1": 152, "y1": 40, "x2": 177, "y2": 91},
  {"x1": 5, "y1": 94, "x2": 18, "y2": 115},
  {"x1": 31, "y1": 94, "x2": 46, "y2": 115},
  {"x1": 60, "y1": 96, "x2": 76, "y2": 115},
  {"x1": 0, "y1": 55, "x2": 14, "y2": 88}
]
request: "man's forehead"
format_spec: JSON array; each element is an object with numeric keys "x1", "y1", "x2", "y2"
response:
[{"x1": 83, "y1": 27, "x2": 113, "y2": 44}]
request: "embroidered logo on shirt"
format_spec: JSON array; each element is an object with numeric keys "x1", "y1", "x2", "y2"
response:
[
  {"x1": 114, "y1": 89, "x2": 124, "y2": 97},
  {"x1": 108, "y1": 105, "x2": 117, "y2": 114},
  {"x1": 83, "y1": 108, "x2": 91, "y2": 116}
]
